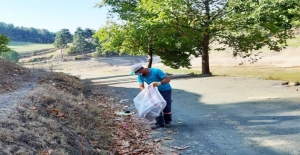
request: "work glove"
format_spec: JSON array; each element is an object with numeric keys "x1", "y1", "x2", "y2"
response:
[{"x1": 153, "y1": 82, "x2": 161, "y2": 87}]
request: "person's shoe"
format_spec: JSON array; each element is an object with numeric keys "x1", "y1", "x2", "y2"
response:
[
  {"x1": 165, "y1": 122, "x2": 171, "y2": 128},
  {"x1": 151, "y1": 124, "x2": 165, "y2": 129}
]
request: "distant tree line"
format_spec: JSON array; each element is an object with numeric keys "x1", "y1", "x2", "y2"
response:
[{"x1": 0, "y1": 22, "x2": 56, "y2": 43}]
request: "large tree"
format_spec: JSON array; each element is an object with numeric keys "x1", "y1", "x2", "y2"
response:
[
  {"x1": 94, "y1": 21, "x2": 161, "y2": 68},
  {"x1": 99, "y1": 0, "x2": 300, "y2": 74},
  {"x1": 0, "y1": 34, "x2": 11, "y2": 55},
  {"x1": 97, "y1": 1, "x2": 200, "y2": 68},
  {"x1": 96, "y1": 1, "x2": 158, "y2": 68},
  {"x1": 53, "y1": 29, "x2": 72, "y2": 59}
]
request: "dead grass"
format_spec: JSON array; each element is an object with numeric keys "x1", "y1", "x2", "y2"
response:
[
  {"x1": 0, "y1": 58, "x2": 31, "y2": 94},
  {"x1": 0, "y1": 60, "x2": 159, "y2": 154},
  {"x1": 37, "y1": 71, "x2": 90, "y2": 97},
  {"x1": 0, "y1": 84, "x2": 111, "y2": 154},
  {"x1": 211, "y1": 66, "x2": 300, "y2": 82},
  {"x1": 164, "y1": 66, "x2": 300, "y2": 82}
]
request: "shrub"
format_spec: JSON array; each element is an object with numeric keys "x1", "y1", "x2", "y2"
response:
[
  {"x1": 93, "y1": 47, "x2": 102, "y2": 57},
  {"x1": 1, "y1": 50, "x2": 19, "y2": 63},
  {"x1": 31, "y1": 50, "x2": 37, "y2": 56},
  {"x1": 74, "y1": 56, "x2": 81, "y2": 60},
  {"x1": 66, "y1": 46, "x2": 80, "y2": 55}
]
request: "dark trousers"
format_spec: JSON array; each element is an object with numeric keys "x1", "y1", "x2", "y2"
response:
[{"x1": 156, "y1": 89, "x2": 172, "y2": 125}]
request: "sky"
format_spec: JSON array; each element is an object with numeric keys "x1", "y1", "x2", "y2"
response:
[{"x1": 0, "y1": 0, "x2": 111, "y2": 33}]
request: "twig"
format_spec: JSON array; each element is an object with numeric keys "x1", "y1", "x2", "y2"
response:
[{"x1": 80, "y1": 126, "x2": 86, "y2": 155}]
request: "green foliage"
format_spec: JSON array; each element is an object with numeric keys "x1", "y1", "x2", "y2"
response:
[
  {"x1": 0, "y1": 34, "x2": 11, "y2": 55},
  {"x1": 93, "y1": 47, "x2": 104, "y2": 57},
  {"x1": 66, "y1": 46, "x2": 78, "y2": 55},
  {"x1": 293, "y1": 21, "x2": 300, "y2": 28},
  {"x1": 69, "y1": 28, "x2": 97, "y2": 55},
  {"x1": 1, "y1": 50, "x2": 19, "y2": 63},
  {"x1": 31, "y1": 50, "x2": 37, "y2": 56},
  {"x1": 94, "y1": 22, "x2": 128, "y2": 54},
  {"x1": 74, "y1": 55, "x2": 81, "y2": 60},
  {"x1": 98, "y1": 0, "x2": 300, "y2": 73},
  {"x1": 223, "y1": 0, "x2": 300, "y2": 55},
  {"x1": 53, "y1": 29, "x2": 73, "y2": 50}
]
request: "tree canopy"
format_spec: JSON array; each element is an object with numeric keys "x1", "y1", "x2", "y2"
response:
[
  {"x1": 97, "y1": 0, "x2": 300, "y2": 74},
  {"x1": 54, "y1": 29, "x2": 73, "y2": 49},
  {"x1": 66, "y1": 28, "x2": 98, "y2": 55},
  {"x1": 53, "y1": 29, "x2": 73, "y2": 58},
  {"x1": 0, "y1": 34, "x2": 11, "y2": 55}
]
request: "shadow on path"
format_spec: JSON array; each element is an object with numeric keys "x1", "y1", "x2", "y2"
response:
[{"x1": 89, "y1": 75, "x2": 300, "y2": 155}]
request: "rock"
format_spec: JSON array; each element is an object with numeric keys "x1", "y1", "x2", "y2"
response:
[
  {"x1": 114, "y1": 111, "x2": 133, "y2": 116},
  {"x1": 119, "y1": 99, "x2": 129, "y2": 103},
  {"x1": 187, "y1": 72, "x2": 195, "y2": 76},
  {"x1": 288, "y1": 81, "x2": 300, "y2": 86},
  {"x1": 281, "y1": 81, "x2": 289, "y2": 85}
]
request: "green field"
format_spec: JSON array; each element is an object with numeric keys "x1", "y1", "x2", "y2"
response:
[{"x1": 8, "y1": 41, "x2": 54, "y2": 53}]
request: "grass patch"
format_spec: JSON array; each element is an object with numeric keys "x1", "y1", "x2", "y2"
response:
[
  {"x1": 164, "y1": 68, "x2": 201, "y2": 74},
  {"x1": 211, "y1": 66, "x2": 300, "y2": 82},
  {"x1": 8, "y1": 41, "x2": 54, "y2": 53},
  {"x1": 163, "y1": 66, "x2": 300, "y2": 82},
  {"x1": 287, "y1": 35, "x2": 300, "y2": 47}
]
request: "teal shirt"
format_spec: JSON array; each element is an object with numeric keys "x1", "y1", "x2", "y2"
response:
[{"x1": 137, "y1": 68, "x2": 171, "y2": 91}]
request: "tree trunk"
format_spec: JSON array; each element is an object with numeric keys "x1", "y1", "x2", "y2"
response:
[
  {"x1": 202, "y1": 0, "x2": 211, "y2": 75},
  {"x1": 147, "y1": 43, "x2": 153, "y2": 68},
  {"x1": 202, "y1": 33, "x2": 210, "y2": 75},
  {"x1": 60, "y1": 49, "x2": 63, "y2": 59}
]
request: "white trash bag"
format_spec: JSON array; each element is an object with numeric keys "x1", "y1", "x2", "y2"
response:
[{"x1": 133, "y1": 83, "x2": 166, "y2": 121}]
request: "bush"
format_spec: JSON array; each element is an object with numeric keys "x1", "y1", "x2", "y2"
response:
[
  {"x1": 31, "y1": 50, "x2": 37, "y2": 56},
  {"x1": 28, "y1": 57, "x2": 45, "y2": 63},
  {"x1": 1, "y1": 50, "x2": 19, "y2": 63},
  {"x1": 66, "y1": 46, "x2": 80, "y2": 55},
  {"x1": 93, "y1": 47, "x2": 121, "y2": 57},
  {"x1": 74, "y1": 56, "x2": 81, "y2": 60},
  {"x1": 67, "y1": 43, "x2": 97, "y2": 56},
  {"x1": 93, "y1": 47, "x2": 102, "y2": 57}
]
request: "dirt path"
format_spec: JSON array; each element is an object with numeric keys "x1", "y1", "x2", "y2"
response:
[
  {"x1": 87, "y1": 73, "x2": 300, "y2": 155},
  {"x1": 0, "y1": 82, "x2": 36, "y2": 119},
  {"x1": 0, "y1": 70, "x2": 40, "y2": 120}
]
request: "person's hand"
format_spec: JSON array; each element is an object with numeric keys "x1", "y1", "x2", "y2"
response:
[{"x1": 153, "y1": 82, "x2": 161, "y2": 87}]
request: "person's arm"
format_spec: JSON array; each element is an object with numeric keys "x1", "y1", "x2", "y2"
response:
[
  {"x1": 161, "y1": 76, "x2": 170, "y2": 84},
  {"x1": 139, "y1": 83, "x2": 145, "y2": 91},
  {"x1": 137, "y1": 75, "x2": 145, "y2": 91},
  {"x1": 153, "y1": 69, "x2": 170, "y2": 87}
]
